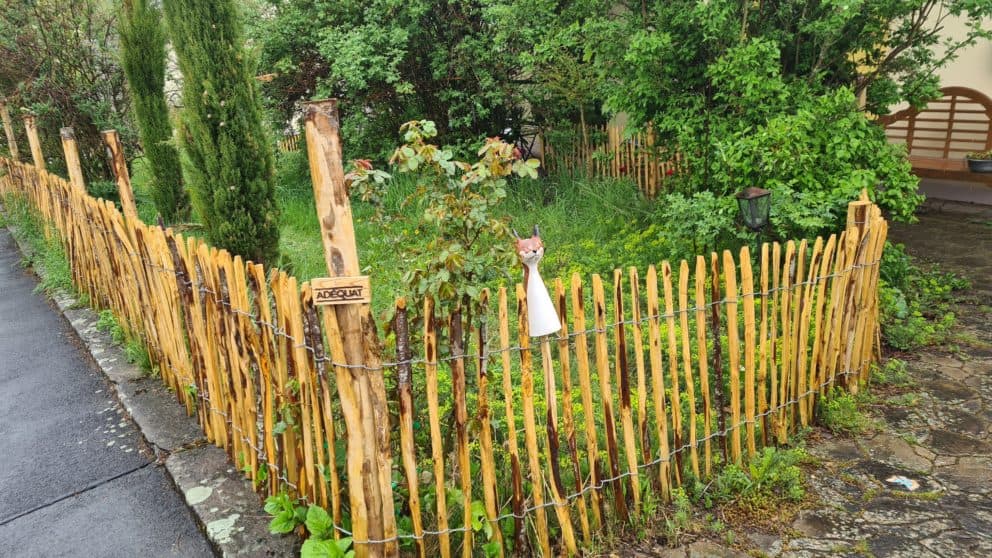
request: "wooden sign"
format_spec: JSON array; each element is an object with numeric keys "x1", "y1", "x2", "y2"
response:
[{"x1": 311, "y1": 275, "x2": 371, "y2": 306}]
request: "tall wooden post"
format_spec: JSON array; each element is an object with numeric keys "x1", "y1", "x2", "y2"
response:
[
  {"x1": 23, "y1": 114, "x2": 44, "y2": 171},
  {"x1": 102, "y1": 130, "x2": 139, "y2": 221},
  {"x1": 302, "y1": 99, "x2": 397, "y2": 558},
  {"x1": 0, "y1": 99, "x2": 18, "y2": 161},
  {"x1": 60, "y1": 127, "x2": 86, "y2": 191}
]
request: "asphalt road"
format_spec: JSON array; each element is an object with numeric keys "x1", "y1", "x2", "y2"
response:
[{"x1": 0, "y1": 227, "x2": 214, "y2": 557}]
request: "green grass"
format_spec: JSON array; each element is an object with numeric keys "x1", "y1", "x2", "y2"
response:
[
  {"x1": 276, "y1": 162, "x2": 659, "y2": 317},
  {"x1": 0, "y1": 194, "x2": 74, "y2": 295},
  {"x1": 130, "y1": 147, "x2": 671, "y2": 318}
]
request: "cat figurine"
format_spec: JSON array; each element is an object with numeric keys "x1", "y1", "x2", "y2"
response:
[{"x1": 513, "y1": 226, "x2": 561, "y2": 337}]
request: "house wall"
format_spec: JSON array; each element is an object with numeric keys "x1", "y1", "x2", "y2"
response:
[{"x1": 934, "y1": 15, "x2": 992, "y2": 97}]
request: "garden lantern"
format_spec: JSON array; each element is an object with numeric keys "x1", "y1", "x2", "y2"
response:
[{"x1": 736, "y1": 187, "x2": 771, "y2": 231}]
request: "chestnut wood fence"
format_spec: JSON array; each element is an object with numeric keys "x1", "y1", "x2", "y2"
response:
[
  {"x1": 0, "y1": 116, "x2": 886, "y2": 558},
  {"x1": 543, "y1": 122, "x2": 686, "y2": 197}
]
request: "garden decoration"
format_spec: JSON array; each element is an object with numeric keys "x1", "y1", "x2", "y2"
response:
[
  {"x1": 736, "y1": 187, "x2": 772, "y2": 231},
  {"x1": 514, "y1": 225, "x2": 561, "y2": 337},
  {"x1": 966, "y1": 150, "x2": 992, "y2": 173}
]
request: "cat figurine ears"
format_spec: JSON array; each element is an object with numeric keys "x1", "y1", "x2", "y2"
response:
[{"x1": 511, "y1": 225, "x2": 540, "y2": 238}]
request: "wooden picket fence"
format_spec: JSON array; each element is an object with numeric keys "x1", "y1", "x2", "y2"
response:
[
  {"x1": 543, "y1": 122, "x2": 685, "y2": 197},
  {"x1": 1, "y1": 130, "x2": 886, "y2": 556},
  {"x1": 279, "y1": 132, "x2": 301, "y2": 153}
]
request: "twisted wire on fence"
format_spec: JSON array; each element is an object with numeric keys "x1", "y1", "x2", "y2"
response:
[{"x1": 40, "y1": 196, "x2": 882, "y2": 373}]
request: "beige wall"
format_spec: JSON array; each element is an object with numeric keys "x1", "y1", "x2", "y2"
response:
[{"x1": 934, "y1": 16, "x2": 992, "y2": 97}]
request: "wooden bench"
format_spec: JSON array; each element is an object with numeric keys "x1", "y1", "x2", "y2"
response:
[{"x1": 878, "y1": 86, "x2": 992, "y2": 185}]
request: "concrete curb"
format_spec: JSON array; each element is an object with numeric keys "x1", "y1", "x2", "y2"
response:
[{"x1": 2, "y1": 217, "x2": 298, "y2": 557}]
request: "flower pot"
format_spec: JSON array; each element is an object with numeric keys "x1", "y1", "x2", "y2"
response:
[{"x1": 967, "y1": 158, "x2": 992, "y2": 173}]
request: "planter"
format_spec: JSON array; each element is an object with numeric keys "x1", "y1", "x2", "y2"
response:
[{"x1": 967, "y1": 158, "x2": 992, "y2": 173}]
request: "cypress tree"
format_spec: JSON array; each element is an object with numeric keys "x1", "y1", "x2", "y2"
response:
[
  {"x1": 162, "y1": 0, "x2": 279, "y2": 263},
  {"x1": 118, "y1": 0, "x2": 188, "y2": 223}
]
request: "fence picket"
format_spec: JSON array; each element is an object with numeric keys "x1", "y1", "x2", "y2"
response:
[
  {"x1": 516, "y1": 284, "x2": 552, "y2": 557},
  {"x1": 645, "y1": 266, "x2": 672, "y2": 496},
  {"x1": 722, "y1": 251, "x2": 742, "y2": 464},
  {"x1": 661, "y1": 262, "x2": 684, "y2": 480},
  {"x1": 556, "y1": 279, "x2": 591, "y2": 545},
  {"x1": 677, "y1": 260, "x2": 700, "y2": 476},
  {"x1": 738, "y1": 248, "x2": 757, "y2": 457},
  {"x1": 569, "y1": 275, "x2": 605, "y2": 528},
  {"x1": 475, "y1": 290, "x2": 504, "y2": 556},
  {"x1": 613, "y1": 270, "x2": 641, "y2": 513},
  {"x1": 497, "y1": 287, "x2": 526, "y2": 551},
  {"x1": 592, "y1": 274, "x2": 628, "y2": 520}
]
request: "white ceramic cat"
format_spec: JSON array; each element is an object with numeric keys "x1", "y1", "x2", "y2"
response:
[{"x1": 514, "y1": 226, "x2": 561, "y2": 337}]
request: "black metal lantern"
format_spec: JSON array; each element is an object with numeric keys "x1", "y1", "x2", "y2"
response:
[{"x1": 736, "y1": 187, "x2": 771, "y2": 231}]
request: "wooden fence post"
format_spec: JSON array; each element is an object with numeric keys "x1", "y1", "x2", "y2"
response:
[
  {"x1": 302, "y1": 98, "x2": 397, "y2": 558},
  {"x1": 60, "y1": 127, "x2": 86, "y2": 191},
  {"x1": 0, "y1": 99, "x2": 18, "y2": 162},
  {"x1": 23, "y1": 114, "x2": 44, "y2": 171},
  {"x1": 102, "y1": 130, "x2": 139, "y2": 221}
]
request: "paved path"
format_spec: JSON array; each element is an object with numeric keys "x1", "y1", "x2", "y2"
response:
[
  {"x1": 774, "y1": 206, "x2": 992, "y2": 557},
  {"x1": 0, "y1": 227, "x2": 214, "y2": 557}
]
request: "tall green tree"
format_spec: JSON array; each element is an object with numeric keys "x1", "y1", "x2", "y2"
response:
[
  {"x1": 162, "y1": 0, "x2": 279, "y2": 262},
  {"x1": 119, "y1": 0, "x2": 188, "y2": 223}
]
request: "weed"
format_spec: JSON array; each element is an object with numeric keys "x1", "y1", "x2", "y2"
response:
[
  {"x1": 689, "y1": 447, "x2": 806, "y2": 511},
  {"x1": 890, "y1": 489, "x2": 942, "y2": 502},
  {"x1": 664, "y1": 488, "x2": 692, "y2": 546},
  {"x1": 879, "y1": 243, "x2": 968, "y2": 351},
  {"x1": 817, "y1": 388, "x2": 871, "y2": 435},
  {"x1": 96, "y1": 310, "x2": 127, "y2": 344},
  {"x1": 851, "y1": 538, "x2": 875, "y2": 557},
  {"x1": 898, "y1": 432, "x2": 920, "y2": 446},
  {"x1": 885, "y1": 393, "x2": 920, "y2": 407},
  {"x1": 96, "y1": 310, "x2": 154, "y2": 374},
  {"x1": 125, "y1": 340, "x2": 154, "y2": 375},
  {"x1": 872, "y1": 358, "x2": 909, "y2": 386}
]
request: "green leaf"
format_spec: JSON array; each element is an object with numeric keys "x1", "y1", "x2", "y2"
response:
[
  {"x1": 301, "y1": 538, "x2": 344, "y2": 558},
  {"x1": 263, "y1": 495, "x2": 284, "y2": 516},
  {"x1": 269, "y1": 511, "x2": 297, "y2": 534},
  {"x1": 305, "y1": 505, "x2": 334, "y2": 539}
]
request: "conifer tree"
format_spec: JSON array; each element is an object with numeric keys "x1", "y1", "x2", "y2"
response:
[
  {"x1": 119, "y1": 0, "x2": 188, "y2": 223},
  {"x1": 162, "y1": 0, "x2": 279, "y2": 263}
]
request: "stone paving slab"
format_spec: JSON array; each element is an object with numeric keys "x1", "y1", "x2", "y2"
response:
[{"x1": 768, "y1": 211, "x2": 992, "y2": 558}]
